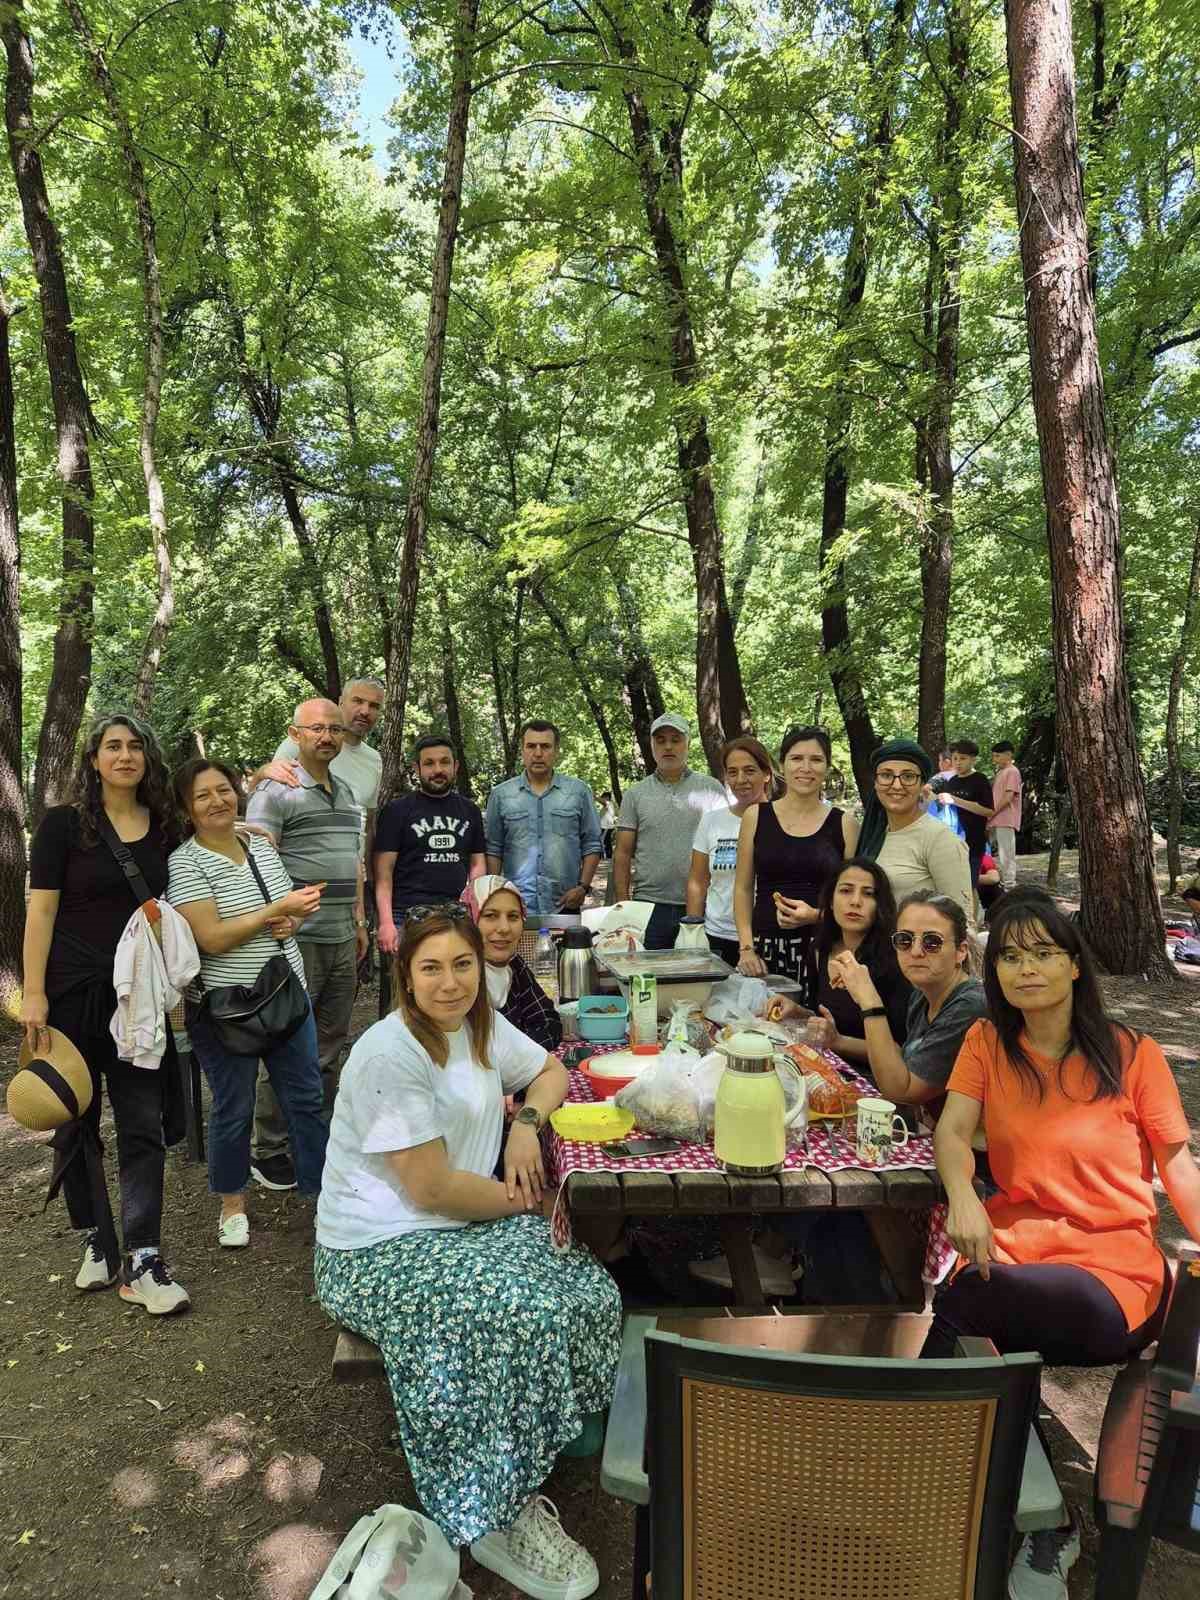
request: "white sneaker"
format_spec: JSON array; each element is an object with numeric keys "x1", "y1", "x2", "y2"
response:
[
  {"x1": 1007, "y1": 1513, "x2": 1081, "y2": 1600},
  {"x1": 75, "y1": 1234, "x2": 118, "y2": 1291},
  {"x1": 470, "y1": 1495, "x2": 599, "y2": 1600},
  {"x1": 118, "y1": 1255, "x2": 190, "y2": 1315},
  {"x1": 218, "y1": 1213, "x2": 250, "y2": 1248}
]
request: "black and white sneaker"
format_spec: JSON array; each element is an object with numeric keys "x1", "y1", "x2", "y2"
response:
[
  {"x1": 250, "y1": 1153, "x2": 297, "y2": 1191},
  {"x1": 1007, "y1": 1512, "x2": 1081, "y2": 1599},
  {"x1": 118, "y1": 1255, "x2": 190, "y2": 1316},
  {"x1": 75, "y1": 1233, "x2": 119, "y2": 1291}
]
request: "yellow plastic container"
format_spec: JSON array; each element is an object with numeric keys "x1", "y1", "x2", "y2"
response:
[{"x1": 549, "y1": 1104, "x2": 635, "y2": 1143}]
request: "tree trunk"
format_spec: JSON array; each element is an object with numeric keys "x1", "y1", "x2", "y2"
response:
[
  {"x1": 377, "y1": 0, "x2": 480, "y2": 806},
  {"x1": 1007, "y1": 0, "x2": 1170, "y2": 977},
  {"x1": 64, "y1": 0, "x2": 174, "y2": 715},
  {"x1": 4, "y1": 4, "x2": 94, "y2": 822},
  {"x1": 436, "y1": 582, "x2": 472, "y2": 797},
  {"x1": 0, "y1": 286, "x2": 26, "y2": 1015},
  {"x1": 1045, "y1": 762, "x2": 1071, "y2": 891},
  {"x1": 341, "y1": 349, "x2": 394, "y2": 663},
  {"x1": 615, "y1": 575, "x2": 663, "y2": 770},
  {"x1": 820, "y1": 0, "x2": 913, "y2": 797},
  {"x1": 916, "y1": 0, "x2": 969, "y2": 760},
  {"x1": 1164, "y1": 519, "x2": 1200, "y2": 891},
  {"x1": 529, "y1": 582, "x2": 622, "y2": 801},
  {"x1": 730, "y1": 452, "x2": 766, "y2": 632},
  {"x1": 616, "y1": 9, "x2": 752, "y2": 772}
]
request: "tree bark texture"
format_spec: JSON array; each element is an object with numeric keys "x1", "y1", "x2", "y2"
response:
[
  {"x1": 617, "y1": 8, "x2": 752, "y2": 772},
  {"x1": 65, "y1": 0, "x2": 174, "y2": 716},
  {"x1": 730, "y1": 451, "x2": 766, "y2": 632},
  {"x1": 4, "y1": 4, "x2": 94, "y2": 822},
  {"x1": 820, "y1": 0, "x2": 913, "y2": 797},
  {"x1": 437, "y1": 582, "x2": 472, "y2": 797},
  {"x1": 0, "y1": 288, "x2": 26, "y2": 1015},
  {"x1": 1164, "y1": 519, "x2": 1200, "y2": 891},
  {"x1": 615, "y1": 575, "x2": 663, "y2": 772},
  {"x1": 378, "y1": 0, "x2": 480, "y2": 806},
  {"x1": 530, "y1": 581, "x2": 623, "y2": 801},
  {"x1": 341, "y1": 350, "x2": 394, "y2": 664},
  {"x1": 1007, "y1": 0, "x2": 1169, "y2": 977},
  {"x1": 915, "y1": 0, "x2": 969, "y2": 760}
]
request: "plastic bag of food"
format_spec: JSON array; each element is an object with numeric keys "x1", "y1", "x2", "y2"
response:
[
  {"x1": 703, "y1": 975, "x2": 771, "y2": 1024},
  {"x1": 613, "y1": 1051, "x2": 704, "y2": 1141},
  {"x1": 662, "y1": 1001, "x2": 711, "y2": 1054},
  {"x1": 783, "y1": 1042, "x2": 863, "y2": 1117}
]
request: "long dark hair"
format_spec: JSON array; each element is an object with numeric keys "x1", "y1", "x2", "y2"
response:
[
  {"x1": 393, "y1": 912, "x2": 494, "y2": 1070},
  {"x1": 172, "y1": 758, "x2": 246, "y2": 838},
  {"x1": 815, "y1": 857, "x2": 900, "y2": 976},
  {"x1": 70, "y1": 712, "x2": 176, "y2": 847},
  {"x1": 982, "y1": 894, "x2": 1135, "y2": 1101}
]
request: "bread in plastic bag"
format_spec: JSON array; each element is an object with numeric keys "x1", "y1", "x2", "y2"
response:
[
  {"x1": 613, "y1": 1051, "x2": 704, "y2": 1141},
  {"x1": 703, "y1": 975, "x2": 770, "y2": 1023}
]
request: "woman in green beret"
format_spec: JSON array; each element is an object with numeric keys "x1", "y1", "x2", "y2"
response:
[{"x1": 858, "y1": 739, "x2": 973, "y2": 922}]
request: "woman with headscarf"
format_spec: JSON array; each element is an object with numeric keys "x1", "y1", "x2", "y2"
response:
[
  {"x1": 857, "y1": 738, "x2": 973, "y2": 923},
  {"x1": 459, "y1": 875, "x2": 562, "y2": 1052}
]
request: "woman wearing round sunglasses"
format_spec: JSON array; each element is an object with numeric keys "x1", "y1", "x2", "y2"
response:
[
  {"x1": 315, "y1": 907, "x2": 619, "y2": 1600},
  {"x1": 857, "y1": 738, "x2": 972, "y2": 924},
  {"x1": 825, "y1": 890, "x2": 986, "y2": 1110},
  {"x1": 925, "y1": 894, "x2": 1200, "y2": 1599}
]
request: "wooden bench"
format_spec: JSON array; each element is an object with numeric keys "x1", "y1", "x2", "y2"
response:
[{"x1": 332, "y1": 1326, "x2": 388, "y2": 1385}]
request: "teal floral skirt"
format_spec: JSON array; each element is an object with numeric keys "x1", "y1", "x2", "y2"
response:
[{"x1": 315, "y1": 1213, "x2": 622, "y2": 1544}]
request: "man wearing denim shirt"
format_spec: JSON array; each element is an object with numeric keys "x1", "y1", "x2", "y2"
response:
[{"x1": 484, "y1": 720, "x2": 603, "y2": 915}]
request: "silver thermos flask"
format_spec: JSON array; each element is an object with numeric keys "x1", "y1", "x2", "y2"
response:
[{"x1": 557, "y1": 927, "x2": 597, "y2": 1002}]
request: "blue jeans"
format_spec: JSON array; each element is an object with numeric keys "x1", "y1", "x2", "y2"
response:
[{"x1": 189, "y1": 1006, "x2": 327, "y2": 1196}]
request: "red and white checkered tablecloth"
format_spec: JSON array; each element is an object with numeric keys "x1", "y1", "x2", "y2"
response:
[{"x1": 545, "y1": 1045, "x2": 956, "y2": 1282}]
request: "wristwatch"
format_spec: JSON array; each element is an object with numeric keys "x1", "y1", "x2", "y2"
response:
[
  {"x1": 861, "y1": 1006, "x2": 888, "y2": 1020},
  {"x1": 514, "y1": 1106, "x2": 543, "y2": 1131}
]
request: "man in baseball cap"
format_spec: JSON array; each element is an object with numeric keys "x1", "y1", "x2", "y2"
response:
[{"x1": 612, "y1": 713, "x2": 726, "y2": 947}]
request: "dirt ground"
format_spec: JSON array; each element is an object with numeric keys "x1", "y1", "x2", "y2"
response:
[{"x1": 2, "y1": 849, "x2": 1198, "y2": 1600}]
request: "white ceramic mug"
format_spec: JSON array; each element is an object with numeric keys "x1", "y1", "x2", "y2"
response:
[{"x1": 855, "y1": 1096, "x2": 910, "y2": 1166}]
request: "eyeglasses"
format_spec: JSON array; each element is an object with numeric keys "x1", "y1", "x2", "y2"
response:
[
  {"x1": 876, "y1": 769, "x2": 923, "y2": 788},
  {"x1": 294, "y1": 723, "x2": 346, "y2": 736},
  {"x1": 892, "y1": 931, "x2": 948, "y2": 954},
  {"x1": 996, "y1": 945, "x2": 1069, "y2": 967},
  {"x1": 404, "y1": 902, "x2": 469, "y2": 924}
]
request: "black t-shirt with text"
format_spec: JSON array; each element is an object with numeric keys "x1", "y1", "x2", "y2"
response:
[
  {"x1": 374, "y1": 791, "x2": 485, "y2": 911},
  {"x1": 931, "y1": 771, "x2": 994, "y2": 852}
]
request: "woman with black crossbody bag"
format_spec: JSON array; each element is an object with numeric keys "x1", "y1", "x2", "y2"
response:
[
  {"x1": 167, "y1": 759, "x2": 328, "y2": 1249},
  {"x1": 21, "y1": 713, "x2": 190, "y2": 1314}
]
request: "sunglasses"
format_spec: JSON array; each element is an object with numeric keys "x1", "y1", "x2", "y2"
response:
[
  {"x1": 891, "y1": 930, "x2": 949, "y2": 954},
  {"x1": 404, "y1": 902, "x2": 469, "y2": 924}
]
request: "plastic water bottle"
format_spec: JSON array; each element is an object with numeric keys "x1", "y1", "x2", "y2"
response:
[{"x1": 535, "y1": 928, "x2": 557, "y2": 1000}]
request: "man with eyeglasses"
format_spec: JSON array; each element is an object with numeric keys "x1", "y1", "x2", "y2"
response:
[{"x1": 244, "y1": 699, "x2": 366, "y2": 1188}]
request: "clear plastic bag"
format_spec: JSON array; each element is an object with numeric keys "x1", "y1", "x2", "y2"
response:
[
  {"x1": 613, "y1": 1051, "x2": 705, "y2": 1141},
  {"x1": 703, "y1": 975, "x2": 771, "y2": 1023},
  {"x1": 662, "y1": 1000, "x2": 710, "y2": 1053}
]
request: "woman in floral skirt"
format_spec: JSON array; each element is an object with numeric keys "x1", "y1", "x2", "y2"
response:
[{"x1": 314, "y1": 907, "x2": 620, "y2": 1600}]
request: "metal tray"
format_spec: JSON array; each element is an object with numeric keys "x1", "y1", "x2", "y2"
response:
[{"x1": 595, "y1": 948, "x2": 733, "y2": 982}]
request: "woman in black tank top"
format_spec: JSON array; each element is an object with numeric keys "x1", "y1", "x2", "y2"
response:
[{"x1": 733, "y1": 726, "x2": 859, "y2": 980}]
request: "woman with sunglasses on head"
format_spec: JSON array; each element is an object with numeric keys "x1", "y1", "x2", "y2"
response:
[
  {"x1": 315, "y1": 908, "x2": 620, "y2": 1600},
  {"x1": 857, "y1": 738, "x2": 972, "y2": 924},
  {"x1": 734, "y1": 725, "x2": 859, "y2": 980},
  {"x1": 459, "y1": 875, "x2": 561, "y2": 1052},
  {"x1": 822, "y1": 891, "x2": 986, "y2": 1110},
  {"x1": 687, "y1": 735, "x2": 777, "y2": 966},
  {"x1": 21, "y1": 713, "x2": 191, "y2": 1313},
  {"x1": 925, "y1": 894, "x2": 1200, "y2": 1600}
]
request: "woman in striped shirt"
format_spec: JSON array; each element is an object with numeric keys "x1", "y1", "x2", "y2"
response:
[{"x1": 168, "y1": 760, "x2": 329, "y2": 1248}]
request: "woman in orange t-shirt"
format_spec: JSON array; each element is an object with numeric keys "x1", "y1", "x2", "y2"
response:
[
  {"x1": 930, "y1": 893, "x2": 1200, "y2": 1365},
  {"x1": 929, "y1": 892, "x2": 1200, "y2": 1599}
]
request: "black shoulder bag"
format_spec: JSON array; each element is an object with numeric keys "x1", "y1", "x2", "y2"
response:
[{"x1": 193, "y1": 841, "x2": 310, "y2": 1056}]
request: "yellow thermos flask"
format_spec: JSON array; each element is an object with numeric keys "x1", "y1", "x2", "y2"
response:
[{"x1": 713, "y1": 1031, "x2": 787, "y2": 1175}]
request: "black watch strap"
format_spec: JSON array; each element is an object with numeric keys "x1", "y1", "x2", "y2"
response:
[{"x1": 861, "y1": 1006, "x2": 888, "y2": 1020}]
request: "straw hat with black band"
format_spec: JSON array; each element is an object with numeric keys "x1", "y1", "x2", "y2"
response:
[{"x1": 9, "y1": 1028, "x2": 94, "y2": 1132}]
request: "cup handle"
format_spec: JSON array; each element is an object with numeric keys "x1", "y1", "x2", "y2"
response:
[{"x1": 891, "y1": 1114, "x2": 910, "y2": 1148}]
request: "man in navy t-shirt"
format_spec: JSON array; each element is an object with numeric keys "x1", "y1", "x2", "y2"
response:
[{"x1": 373, "y1": 735, "x2": 486, "y2": 960}]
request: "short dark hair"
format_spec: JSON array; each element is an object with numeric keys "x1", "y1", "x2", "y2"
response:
[
  {"x1": 413, "y1": 733, "x2": 456, "y2": 762},
  {"x1": 172, "y1": 758, "x2": 245, "y2": 836},
  {"x1": 520, "y1": 719, "x2": 560, "y2": 745},
  {"x1": 948, "y1": 739, "x2": 979, "y2": 757},
  {"x1": 897, "y1": 890, "x2": 970, "y2": 953},
  {"x1": 779, "y1": 724, "x2": 833, "y2": 764},
  {"x1": 719, "y1": 734, "x2": 775, "y2": 777},
  {"x1": 991, "y1": 740, "x2": 1015, "y2": 754}
]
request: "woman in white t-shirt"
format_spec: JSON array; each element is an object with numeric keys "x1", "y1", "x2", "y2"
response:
[
  {"x1": 685, "y1": 735, "x2": 775, "y2": 964},
  {"x1": 315, "y1": 908, "x2": 621, "y2": 1600}
]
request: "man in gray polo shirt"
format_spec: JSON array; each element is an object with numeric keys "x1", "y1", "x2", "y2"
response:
[
  {"x1": 246, "y1": 698, "x2": 366, "y2": 1187},
  {"x1": 613, "y1": 714, "x2": 726, "y2": 948}
]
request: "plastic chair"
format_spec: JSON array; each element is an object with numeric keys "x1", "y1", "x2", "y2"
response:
[
  {"x1": 1093, "y1": 1243, "x2": 1200, "y2": 1597},
  {"x1": 602, "y1": 1310, "x2": 1051, "y2": 1600}
]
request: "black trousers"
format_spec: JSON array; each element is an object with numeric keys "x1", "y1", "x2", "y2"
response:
[
  {"x1": 50, "y1": 987, "x2": 165, "y2": 1253},
  {"x1": 922, "y1": 1260, "x2": 1167, "y2": 1365},
  {"x1": 644, "y1": 902, "x2": 685, "y2": 949}
]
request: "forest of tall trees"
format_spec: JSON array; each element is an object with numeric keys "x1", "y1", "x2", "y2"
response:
[{"x1": 3, "y1": 0, "x2": 1199, "y2": 1002}]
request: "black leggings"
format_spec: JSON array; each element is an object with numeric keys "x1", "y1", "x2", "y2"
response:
[{"x1": 922, "y1": 1260, "x2": 1167, "y2": 1365}]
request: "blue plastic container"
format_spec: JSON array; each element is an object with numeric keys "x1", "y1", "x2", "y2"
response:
[{"x1": 577, "y1": 994, "x2": 629, "y2": 1043}]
